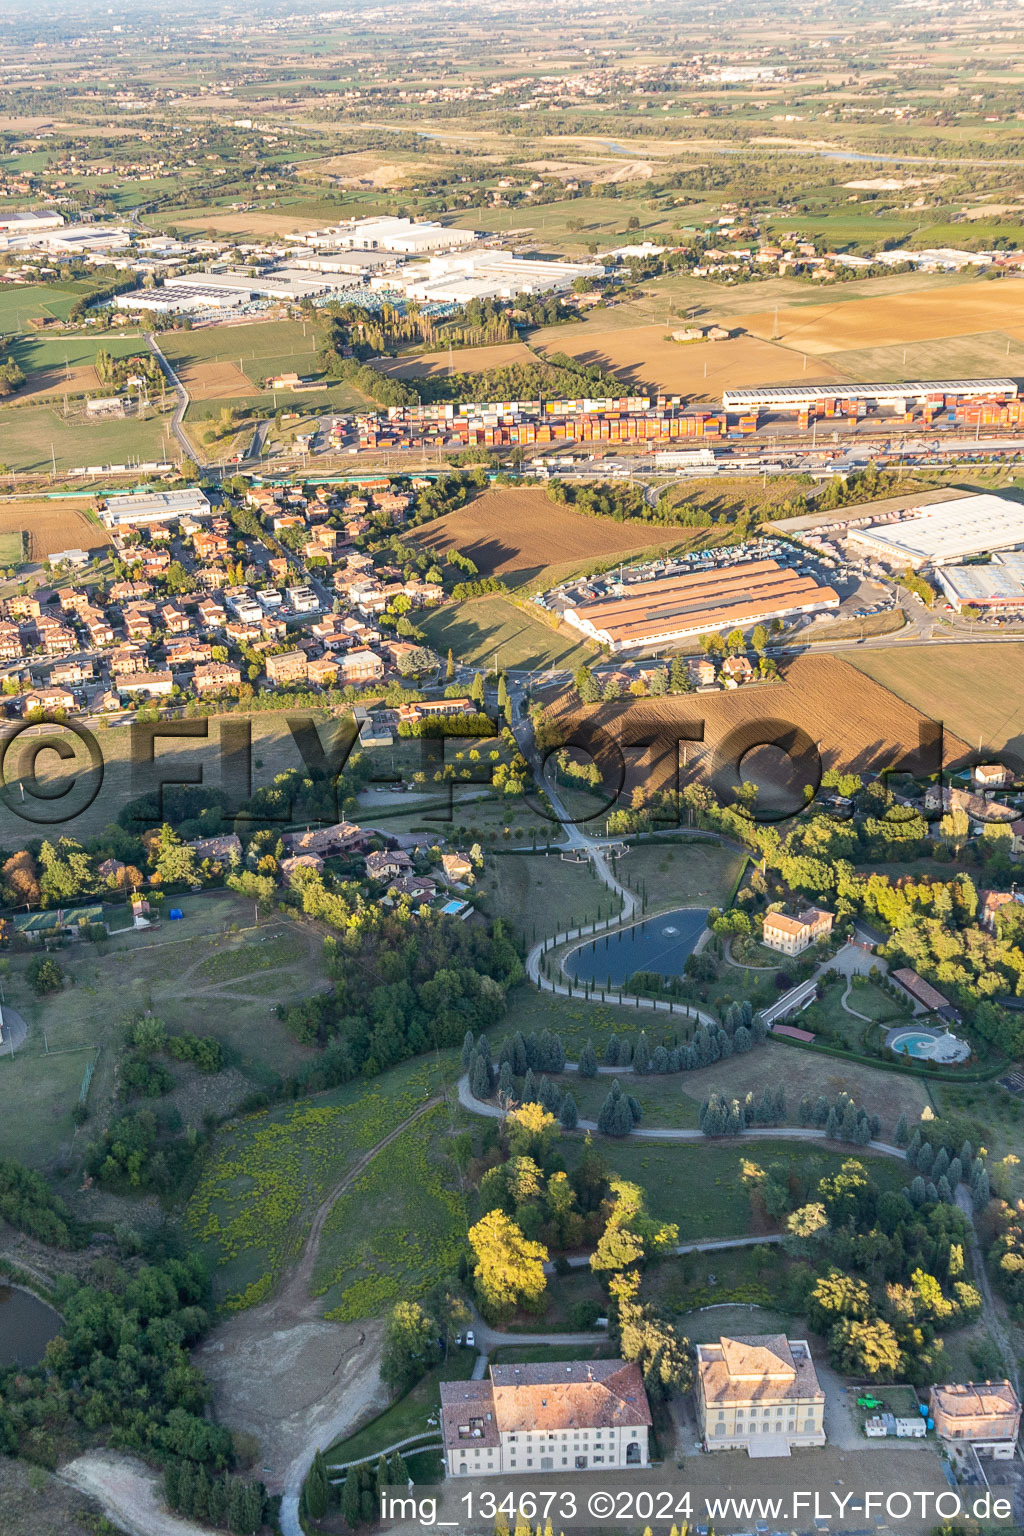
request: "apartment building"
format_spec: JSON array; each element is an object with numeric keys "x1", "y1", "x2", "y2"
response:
[
  {"x1": 442, "y1": 1362, "x2": 651, "y2": 1479},
  {"x1": 696, "y1": 1335, "x2": 826, "y2": 1455},
  {"x1": 265, "y1": 650, "x2": 309, "y2": 684},
  {"x1": 929, "y1": 1382, "x2": 1021, "y2": 1458},
  {"x1": 762, "y1": 906, "x2": 833, "y2": 957}
]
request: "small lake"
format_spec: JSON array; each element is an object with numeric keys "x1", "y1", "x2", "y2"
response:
[
  {"x1": 0, "y1": 1285, "x2": 62, "y2": 1368},
  {"x1": 564, "y1": 907, "x2": 708, "y2": 987}
]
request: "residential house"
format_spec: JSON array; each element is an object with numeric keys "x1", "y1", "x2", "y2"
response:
[
  {"x1": 441, "y1": 1361, "x2": 651, "y2": 1479},
  {"x1": 280, "y1": 853, "x2": 325, "y2": 884},
  {"x1": 336, "y1": 648, "x2": 384, "y2": 683},
  {"x1": 157, "y1": 602, "x2": 190, "y2": 635},
  {"x1": 388, "y1": 875, "x2": 438, "y2": 903},
  {"x1": 721, "y1": 655, "x2": 755, "y2": 687},
  {"x1": 442, "y1": 851, "x2": 474, "y2": 884},
  {"x1": 50, "y1": 658, "x2": 94, "y2": 686},
  {"x1": 928, "y1": 1382, "x2": 1021, "y2": 1458},
  {"x1": 979, "y1": 890, "x2": 1020, "y2": 933},
  {"x1": 0, "y1": 622, "x2": 24, "y2": 661},
  {"x1": 20, "y1": 686, "x2": 75, "y2": 716},
  {"x1": 108, "y1": 643, "x2": 148, "y2": 675},
  {"x1": 83, "y1": 609, "x2": 115, "y2": 646},
  {"x1": 5, "y1": 595, "x2": 41, "y2": 621},
  {"x1": 281, "y1": 821, "x2": 369, "y2": 859},
  {"x1": 365, "y1": 848, "x2": 414, "y2": 881},
  {"x1": 196, "y1": 597, "x2": 226, "y2": 630},
  {"x1": 187, "y1": 833, "x2": 242, "y2": 865},
  {"x1": 123, "y1": 607, "x2": 153, "y2": 640},
  {"x1": 165, "y1": 639, "x2": 213, "y2": 668},
  {"x1": 35, "y1": 620, "x2": 76, "y2": 656},
  {"x1": 695, "y1": 1334, "x2": 826, "y2": 1455},
  {"x1": 762, "y1": 906, "x2": 833, "y2": 957},
  {"x1": 973, "y1": 764, "x2": 1013, "y2": 790},
  {"x1": 307, "y1": 654, "x2": 339, "y2": 686},
  {"x1": 690, "y1": 658, "x2": 717, "y2": 688}
]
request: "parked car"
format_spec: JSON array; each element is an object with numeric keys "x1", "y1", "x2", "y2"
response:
[{"x1": 465, "y1": 1330, "x2": 476, "y2": 1349}]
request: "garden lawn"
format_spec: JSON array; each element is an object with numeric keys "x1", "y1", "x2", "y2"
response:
[
  {"x1": 480, "y1": 852, "x2": 612, "y2": 943},
  {"x1": 613, "y1": 840, "x2": 748, "y2": 913},
  {"x1": 312, "y1": 1103, "x2": 469, "y2": 1322},
  {"x1": 185, "y1": 1055, "x2": 455, "y2": 1308},
  {"x1": 561, "y1": 1138, "x2": 909, "y2": 1239}
]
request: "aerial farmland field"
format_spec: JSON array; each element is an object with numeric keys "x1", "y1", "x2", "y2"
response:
[
  {"x1": 410, "y1": 485, "x2": 698, "y2": 588},
  {"x1": 736, "y1": 282, "x2": 1024, "y2": 355},
  {"x1": 848, "y1": 643, "x2": 1024, "y2": 767}
]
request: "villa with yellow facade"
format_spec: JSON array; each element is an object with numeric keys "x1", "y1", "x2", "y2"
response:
[{"x1": 696, "y1": 1335, "x2": 826, "y2": 1457}]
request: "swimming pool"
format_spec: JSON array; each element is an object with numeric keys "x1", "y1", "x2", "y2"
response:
[
  {"x1": 889, "y1": 1030, "x2": 939, "y2": 1059},
  {"x1": 564, "y1": 907, "x2": 708, "y2": 987}
]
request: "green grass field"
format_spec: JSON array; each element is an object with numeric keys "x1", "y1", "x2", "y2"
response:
[
  {"x1": 613, "y1": 841, "x2": 748, "y2": 913},
  {"x1": 0, "y1": 284, "x2": 89, "y2": 330},
  {"x1": 826, "y1": 330, "x2": 1024, "y2": 385},
  {"x1": 562, "y1": 1137, "x2": 908, "y2": 1238},
  {"x1": 0, "y1": 403, "x2": 173, "y2": 472},
  {"x1": 419, "y1": 596, "x2": 595, "y2": 671},
  {"x1": 0, "y1": 892, "x2": 320, "y2": 1173},
  {"x1": 313, "y1": 1102, "x2": 470, "y2": 1321},
  {"x1": 9, "y1": 332, "x2": 149, "y2": 377},
  {"x1": 848, "y1": 642, "x2": 1024, "y2": 764},
  {"x1": 185, "y1": 1055, "x2": 454, "y2": 1308},
  {"x1": 0, "y1": 531, "x2": 23, "y2": 565},
  {"x1": 480, "y1": 852, "x2": 612, "y2": 942},
  {"x1": 160, "y1": 319, "x2": 321, "y2": 380}
]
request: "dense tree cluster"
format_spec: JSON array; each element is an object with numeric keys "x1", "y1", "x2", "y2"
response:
[
  {"x1": 0, "y1": 1157, "x2": 82, "y2": 1248},
  {"x1": 279, "y1": 883, "x2": 522, "y2": 1080},
  {"x1": 0, "y1": 1254, "x2": 235, "y2": 1474},
  {"x1": 792, "y1": 1159, "x2": 981, "y2": 1383}
]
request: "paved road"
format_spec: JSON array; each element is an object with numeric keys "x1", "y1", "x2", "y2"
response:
[
  {"x1": 144, "y1": 331, "x2": 192, "y2": 464},
  {"x1": 456, "y1": 1072, "x2": 906, "y2": 1160}
]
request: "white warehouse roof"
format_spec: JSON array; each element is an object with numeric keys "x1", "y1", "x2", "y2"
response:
[
  {"x1": 722, "y1": 378, "x2": 1018, "y2": 410},
  {"x1": 101, "y1": 488, "x2": 210, "y2": 528},
  {"x1": 846, "y1": 494, "x2": 1024, "y2": 567}
]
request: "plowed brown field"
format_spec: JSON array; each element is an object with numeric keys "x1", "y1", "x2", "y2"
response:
[
  {"x1": 410, "y1": 486, "x2": 698, "y2": 587},
  {"x1": 531, "y1": 325, "x2": 843, "y2": 396},
  {"x1": 371, "y1": 342, "x2": 536, "y2": 379},
  {"x1": 18, "y1": 364, "x2": 101, "y2": 400},
  {"x1": 737, "y1": 284, "x2": 1024, "y2": 355},
  {"x1": 544, "y1": 654, "x2": 969, "y2": 806},
  {"x1": 179, "y1": 360, "x2": 259, "y2": 399},
  {"x1": 0, "y1": 499, "x2": 110, "y2": 559}
]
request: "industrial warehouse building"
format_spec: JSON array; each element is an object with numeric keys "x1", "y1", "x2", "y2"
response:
[
  {"x1": 721, "y1": 378, "x2": 1018, "y2": 412},
  {"x1": 562, "y1": 559, "x2": 839, "y2": 652},
  {"x1": 384, "y1": 250, "x2": 605, "y2": 304},
  {"x1": 846, "y1": 493, "x2": 1024, "y2": 567},
  {"x1": 937, "y1": 551, "x2": 1024, "y2": 611},
  {"x1": 100, "y1": 488, "x2": 211, "y2": 529},
  {"x1": 297, "y1": 216, "x2": 478, "y2": 255}
]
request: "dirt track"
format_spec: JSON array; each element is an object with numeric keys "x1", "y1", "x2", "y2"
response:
[{"x1": 193, "y1": 1098, "x2": 440, "y2": 1496}]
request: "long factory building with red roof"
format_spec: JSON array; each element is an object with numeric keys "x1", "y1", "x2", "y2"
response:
[{"x1": 561, "y1": 558, "x2": 840, "y2": 652}]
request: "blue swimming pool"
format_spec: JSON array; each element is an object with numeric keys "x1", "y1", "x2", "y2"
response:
[
  {"x1": 889, "y1": 1030, "x2": 938, "y2": 1059},
  {"x1": 564, "y1": 907, "x2": 708, "y2": 987}
]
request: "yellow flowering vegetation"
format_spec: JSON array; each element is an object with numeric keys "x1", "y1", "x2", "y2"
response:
[
  {"x1": 184, "y1": 1058, "x2": 445, "y2": 1309},
  {"x1": 314, "y1": 1104, "x2": 468, "y2": 1323}
]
